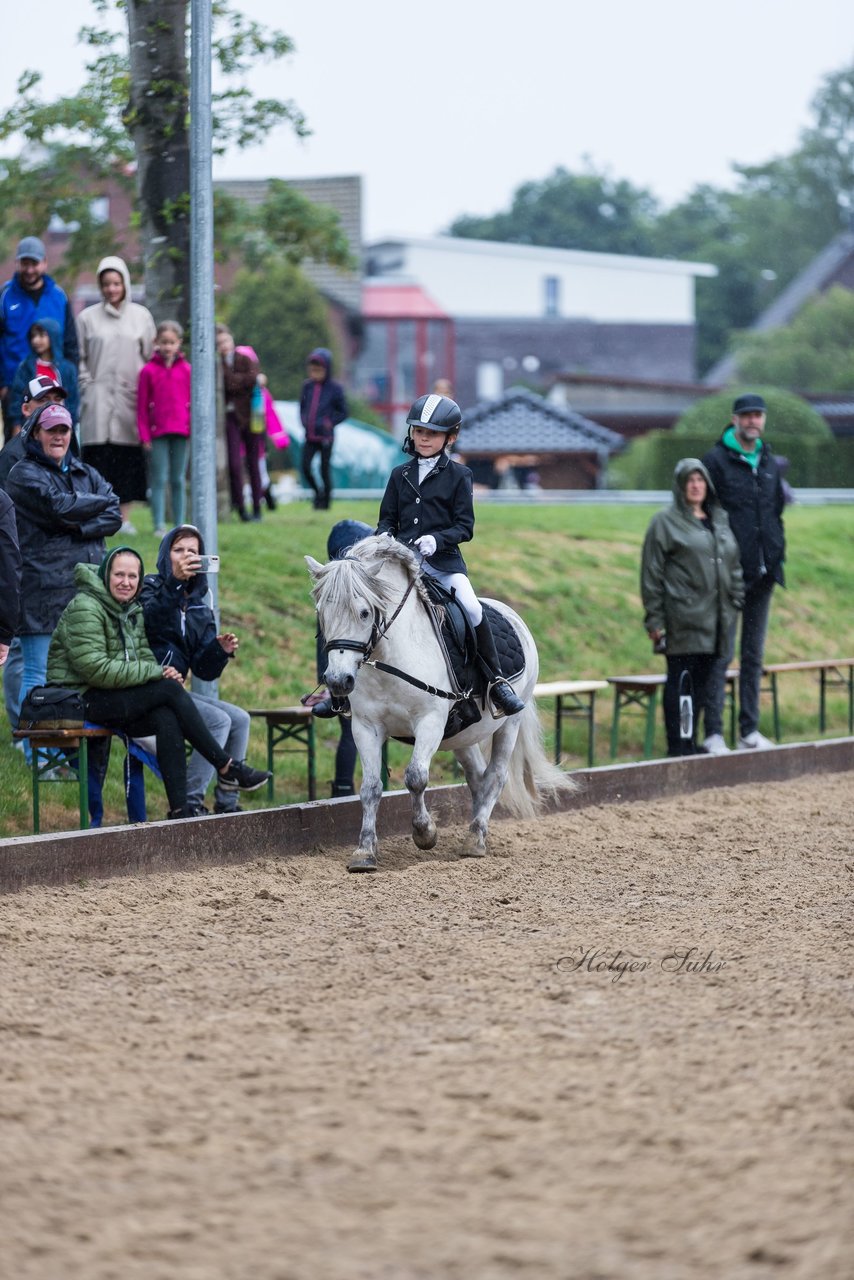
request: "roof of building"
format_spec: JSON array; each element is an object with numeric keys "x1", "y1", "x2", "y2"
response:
[
  {"x1": 461, "y1": 387, "x2": 624, "y2": 455},
  {"x1": 362, "y1": 283, "x2": 450, "y2": 319},
  {"x1": 705, "y1": 228, "x2": 854, "y2": 384},
  {"x1": 369, "y1": 234, "x2": 717, "y2": 279}
]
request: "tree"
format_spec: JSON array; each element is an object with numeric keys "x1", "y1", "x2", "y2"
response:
[
  {"x1": 448, "y1": 162, "x2": 660, "y2": 256},
  {"x1": 0, "y1": 1, "x2": 352, "y2": 324},
  {"x1": 731, "y1": 287, "x2": 854, "y2": 392},
  {"x1": 223, "y1": 261, "x2": 338, "y2": 400},
  {"x1": 673, "y1": 388, "x2": 831, "y2": 439}
]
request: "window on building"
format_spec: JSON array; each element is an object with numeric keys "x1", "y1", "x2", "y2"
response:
[
  {"x1": 543, "y1": 275, "x2": 561, "y2": 317},
  {"x1": 476, "y1": 361, "x2": 503, "y2": 402}
]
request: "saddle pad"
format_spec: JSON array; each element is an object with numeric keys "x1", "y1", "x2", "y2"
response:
[{"x1": 483, "y1": 601, "x2": 526, "y2": 681}]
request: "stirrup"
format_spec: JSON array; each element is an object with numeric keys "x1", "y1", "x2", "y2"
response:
[{"x1": 488, "y1": 678, "x2": 525, "y2": 717}]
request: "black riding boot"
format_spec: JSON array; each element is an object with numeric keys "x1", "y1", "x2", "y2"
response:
[{"x1": 474, "y1": 619, "x2": 525, "y2": 716}]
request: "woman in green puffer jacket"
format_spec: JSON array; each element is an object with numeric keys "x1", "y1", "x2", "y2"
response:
[
  {"x1": 48, "y1": 546, "x2": 269, "y2": 817},
  {"x1": 640, "y1": 459, "x2": 744, "y2": 757}
]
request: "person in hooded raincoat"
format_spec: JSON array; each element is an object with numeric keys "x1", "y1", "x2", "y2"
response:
[
  {"x1": 641, "y1": 458, "x2": 744, "y2": 757},
  {"x1": 299, "y1": 347, "x2": 348, "y2": 511},
  {"x1": 77, "y1": 255, "x2": 156, "y2": 532}
]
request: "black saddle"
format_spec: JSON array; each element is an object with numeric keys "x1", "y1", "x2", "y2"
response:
[{"x1": 420, "y1": 575, "x2": 526, "y2": 738}]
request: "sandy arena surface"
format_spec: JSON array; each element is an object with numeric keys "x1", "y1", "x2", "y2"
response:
[{"x1": 1, "y1": 772, "x2": 853, "y2": 1280}]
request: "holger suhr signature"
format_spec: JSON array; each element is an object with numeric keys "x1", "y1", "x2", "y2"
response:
[{"x1": 555, "y1": 946, "x2": 737, "y2": 983}]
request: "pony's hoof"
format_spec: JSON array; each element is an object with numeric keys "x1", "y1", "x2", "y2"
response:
[
  {"x1": 347, "y1": 852, "x2": 378, "y2": 873},
  {"x1": 460, "y1": 832, "x2": 487, "y2": 858},
  {"x1": 412, "y1": 823, "x2": 437, "y2": 850}
]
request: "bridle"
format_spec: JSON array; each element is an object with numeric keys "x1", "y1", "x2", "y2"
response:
[{"x1": 324, "y1": 564, "x2": 460, "y2": 703}]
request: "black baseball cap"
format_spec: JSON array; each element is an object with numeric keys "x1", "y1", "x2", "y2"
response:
[{"x1": 732, "y1": 393, "x2": 766, "y2": 414}]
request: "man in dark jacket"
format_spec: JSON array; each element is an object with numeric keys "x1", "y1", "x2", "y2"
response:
[
  {"x1": 141, "y1": 525, "x2": 260, "y2": 814},
  {"x1": 299, "y1": 347, "x2": 348, "y2": 511},
  {"x1": 0, "y1": 236, "x2": 79, "y2": 442},
  {"x1": 701, "y1": 393, "x2": 785, "y2": 753}
]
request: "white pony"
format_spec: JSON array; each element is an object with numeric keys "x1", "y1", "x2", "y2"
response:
[{"x1": 305, "y1": 535, "x2": 574, "y2": 872}]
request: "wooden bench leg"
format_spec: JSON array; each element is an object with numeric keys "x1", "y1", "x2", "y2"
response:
[
  {"x1": 771, "y1": 673, "x2": 781, "y2": 741},
  {"x1": 266, "y1": 723, "x2": 275, "y2": 802},
  {"x1": 77, "y1": 738, "x2": 89, "y2": 831},
  {"x1": 609, "y1": 692, "x2": 621, "y2": 759},
  {"x1": 307, "y1": 718, "x2": 316, "y2": 801},
  {"x1": 819, "y1": 669, "x2": 827, "y2": 735},
  {"x1": 643, "y1": 690, "x2": 658, "y2": 759},
  {"x1": 32, "y1": 748, "x2": 40, "y2": 836}
]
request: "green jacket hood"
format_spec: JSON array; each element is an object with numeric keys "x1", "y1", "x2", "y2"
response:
[
  {"x1": 74, "y1": 559, "x2": 143, "y2": 618},
  {"x1": 671, "y1": 458, "x2": 718, "y2": 517}
]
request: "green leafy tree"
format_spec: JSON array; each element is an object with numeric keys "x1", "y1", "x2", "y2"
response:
[
  {"x1": 731, "y1": 287, "x2": 854, "y2": 392},
  {"x1": 0, "y1": 0, "x2": 352, "y2": 323},
  {"x1": 449, "y1": 162, "x2": 660, "y2": 256},
  {"x1": 223, "y1": 261, "x2": 338, "y2": 400}
]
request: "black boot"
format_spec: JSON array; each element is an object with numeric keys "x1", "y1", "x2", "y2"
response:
[
  {"x1": 474, "y1": 619, "x2": 525, "y2": 716},
  {"x1": 263, "y1": 485, "x2": 277, "y2": 511},
  {"x1": 331, "y1": 781, "x2": 355, "y2": 797},
  {"x1": 236, "y1": 506, "x2": 251, "y2": 523}
]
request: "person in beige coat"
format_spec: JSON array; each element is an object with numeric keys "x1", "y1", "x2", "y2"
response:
[{"x1": 77, "y1": 255, "x2": 156, "y2": 532}]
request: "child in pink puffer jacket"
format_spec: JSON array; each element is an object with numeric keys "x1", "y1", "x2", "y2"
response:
[{"x1": 137, "y1": 320, "x2": 191, "y2": 536}]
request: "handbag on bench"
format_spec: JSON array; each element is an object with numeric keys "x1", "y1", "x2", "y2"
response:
[{"x1": 18, "y1": 685, "x2": 86, "y2": 730}]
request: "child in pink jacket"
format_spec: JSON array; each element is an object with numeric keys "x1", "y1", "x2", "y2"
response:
[{"x1": 137, "y1": 320, "x2": 191, "y2": 535}]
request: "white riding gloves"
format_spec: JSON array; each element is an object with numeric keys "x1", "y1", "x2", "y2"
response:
[{"x1": 414, "y1": 535, "x2": 437, "y2": 558}]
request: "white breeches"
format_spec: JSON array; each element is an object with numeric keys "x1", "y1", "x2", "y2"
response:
[{"x1": 421, "y1": 564, "x2": 483, "y2": 626}]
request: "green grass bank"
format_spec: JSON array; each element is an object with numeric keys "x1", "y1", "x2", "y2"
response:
[{"x1": 2, "y1": 499, "x2": 852, "y2": 836}]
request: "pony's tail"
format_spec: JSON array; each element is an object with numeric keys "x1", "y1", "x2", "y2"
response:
[{"x1": 499, "y1": 698, "x2": 578, "y2": 819}]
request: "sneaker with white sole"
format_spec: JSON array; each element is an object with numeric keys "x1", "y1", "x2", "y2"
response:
[
  {"x1": 738, "y1": 731, "x2": 774, "y2": 750},
  {"x1": 218, "y1": 759, "x2": 271, "y2": 791},
  {"x1": 702, "y1": 733, "x2": 731, "y2": 756}
]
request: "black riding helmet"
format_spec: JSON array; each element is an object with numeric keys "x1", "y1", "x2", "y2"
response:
[{"x1": 403, "y1": 393, "x2": 462, "y2": 455}]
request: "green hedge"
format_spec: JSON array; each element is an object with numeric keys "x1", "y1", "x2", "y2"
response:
[{"x1": 609, "y1": 432, "x2": 854, "y2": 489}]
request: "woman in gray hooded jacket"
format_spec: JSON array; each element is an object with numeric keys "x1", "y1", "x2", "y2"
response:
[{"x1": 641, "y1": 458, "x2": 744, "y2": 756}]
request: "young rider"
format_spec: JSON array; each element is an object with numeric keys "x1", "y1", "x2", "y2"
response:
[{"x1": 376, "y1": 393, "x2": 525, "y2": 716}]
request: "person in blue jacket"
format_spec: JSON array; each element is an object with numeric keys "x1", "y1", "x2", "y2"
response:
[
  {"x1": 0, "y1": 237, "x2": 78, "y2": 442},
  {"x1": 7, "y1": 317, "x2": 80, "y2": 433},
  {"x1": 299, "y1": 347, "x2": 348, "y2": 511}
]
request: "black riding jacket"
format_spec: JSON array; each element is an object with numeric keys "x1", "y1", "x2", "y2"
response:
[{"x1": 376, "y1": 452, "x2": 474, "y2": 574}]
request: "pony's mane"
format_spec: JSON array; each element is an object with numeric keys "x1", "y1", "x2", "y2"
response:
[{"x1": 311, "y1": 534, "x2": 435, "y2": 622}]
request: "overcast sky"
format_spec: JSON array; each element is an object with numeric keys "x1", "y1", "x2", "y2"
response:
[{"x1": 4, "y1": 0, "x2": 853, "y2": 242}]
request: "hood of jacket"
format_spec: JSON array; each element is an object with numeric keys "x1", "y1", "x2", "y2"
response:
[
  {"x1": 97, "y1": 544, "x2": 145, "y2": 598},
  {"x1": 155, "y1": 524, "x2": 211, "y2": 599},
  {"x1": 96, "y1": 255, "x2": 134, "y2": 317},
  {"x1": 307, "y1": 347, "x2": 332, "y2": 377},
  {"x1": 20, "y1": 402, "x2": 82, "y2": 460},
  {"x1": 671, "y1": 457, "x2": 719, "y2": 518},
  {"x1": 30, "y1": 315, "x2": 63, "y2": 357},
  {"x1": 74, "y1": 559, "x2": 143, "y2": 619}
]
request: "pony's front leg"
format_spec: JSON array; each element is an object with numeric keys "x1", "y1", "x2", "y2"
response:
[
  {"x1": 347, "y1": 717, "x2": 384, "y2": 873},
  {"x1": 405, "y1": 711, "x2": 447, "y2": 851}
]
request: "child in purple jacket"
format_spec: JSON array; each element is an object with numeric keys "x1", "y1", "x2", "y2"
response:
[{"x1": 137, "y1": 320, "x2": 191, "y2": 536}]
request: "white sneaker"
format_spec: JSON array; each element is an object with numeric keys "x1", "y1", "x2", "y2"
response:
[
  {"x1": 738, "y1": 731, "x2": 774, "y2": 750},
  {"x1": 702, "y1": 734, "x2": 731, "y2": 755},
  {"x1": 120, "y1": 520, "x2": 138, "y2": 535}
]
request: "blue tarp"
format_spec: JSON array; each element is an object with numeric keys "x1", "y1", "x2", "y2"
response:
[{"x1": 272, "y1": 401, "x2": 402, "y2": 491}]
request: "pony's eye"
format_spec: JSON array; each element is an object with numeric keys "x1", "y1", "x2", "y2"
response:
[{"x1": 359, "y1": 607, "x2": 371, "y2": 621}]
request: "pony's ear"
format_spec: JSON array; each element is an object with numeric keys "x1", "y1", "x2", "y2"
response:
[{"x1": 304, "y1": 555, "x2": 324, "y2": 578}]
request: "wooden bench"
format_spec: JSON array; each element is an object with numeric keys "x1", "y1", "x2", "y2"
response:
[
  {"x1": 607, "y1": 669, "x2": 740, "y2": 759},
  {"x1": 249, "y1": 707, "x2": 316, "y2": 802},
  {"x1": 533, "y1": 680, "x2": 609, "y2": 767},
  {"x1": 761, "y1": 659, "x2": 854, "y2": 740},
  {"x1": 13, "y1": 727, "x2": 113, "y2": 833}
]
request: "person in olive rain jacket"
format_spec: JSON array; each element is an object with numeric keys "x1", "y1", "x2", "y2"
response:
[{"x1": 641, "y1": 458, "x2": 743, "y2": 757}]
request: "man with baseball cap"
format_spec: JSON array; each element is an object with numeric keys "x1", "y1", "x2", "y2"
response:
[
  {"x1": 701, "y1": 392, "x2": 786, "y2": 753},
  {"x1": 0, "y1": 236, "x2": 78, "y2": 443}
]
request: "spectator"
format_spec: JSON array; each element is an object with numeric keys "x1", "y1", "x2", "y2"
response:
[
  {"x1": 141, "y1": 525, "x2": 254, "y2": 816},
  {"x1": 7, "y1": 318, "x2": 80, "y2": 436},
  {"x1": 299, "y1": 348, "x2": 348, "y2": 511},
  {"x1": 77, "y1": 255, "x2": 156, "y2": 534},
  {"x1": 6, "y1": 403, "x2": 121, "y2": 760},
  {"x1": 0, "y1": 236, "x2": 78, "y2": 443},
  {"x1": 137, "y1": 320, "x2": 191, "y2": 536},
  {"x1": 305, "y1": 519, "x2": 374, "y2": 796},
  {"x1": 641, "y1": 459, "x2": 744, "y2": 757},
  {"x1": 47, "y1": 546, "x2": 270, "y2": 819},
  {"x1": 236, "y1": 343, "x2": 288, "y2": 512},
  {"x1": 0, "y1": 488, "x2": 22, "y2": 669},
  {"x1": 702, "y1": 393, "x2": 786, "y2": 753},
  {"x1": 0, "y1": 376, "x2": 72, "y2": 745},
  {"x1": 215, "y1": 324, "x2": 263, "y2": 522}
]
